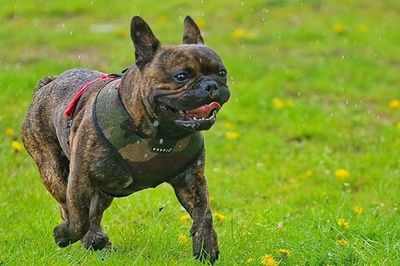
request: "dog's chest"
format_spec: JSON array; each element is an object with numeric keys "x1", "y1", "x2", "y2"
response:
[{"x1": 93, "y1": 82, "x2": 204, "y2": 196}]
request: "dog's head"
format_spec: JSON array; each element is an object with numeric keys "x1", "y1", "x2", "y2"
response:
[{"x1": 127, "y1": 16, "x2": 230, "y2": 133}]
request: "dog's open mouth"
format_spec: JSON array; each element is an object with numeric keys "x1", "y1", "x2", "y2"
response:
[
  {"x1": 159, "y1": 102, "x2": 221, "y2": 129},
  {"x1": 185, "y1": 102, "x2": 221, "y2": 119}
]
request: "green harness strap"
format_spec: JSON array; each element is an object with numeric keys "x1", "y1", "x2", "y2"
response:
[{"x1": 93, "y1": 79, "x2": 204, "y2": 188}]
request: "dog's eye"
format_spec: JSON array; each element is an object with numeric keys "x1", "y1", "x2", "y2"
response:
[
  {"x1": 172, "y1": 72, "x2": 190, "y2": 83},
  {"x1": 218, "y1": 69, "x2": 227, "y2": 78}
]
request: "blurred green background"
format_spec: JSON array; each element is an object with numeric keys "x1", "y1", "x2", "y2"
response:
[{"x1": 1, "y1": 1, "x2": 399, "y2": 265}]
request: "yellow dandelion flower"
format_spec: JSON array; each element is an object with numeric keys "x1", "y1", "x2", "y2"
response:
[
  {"x1": 337, "y1": 239, "x2": 349, "y2": 246},
  {"x1": 225, "y1": 131, "x2": 239, "y2": 139},
  {"x1": 353, "y1": 206, "x2": 363, "y2": 216},
  {"x1": 337, "y1": 218, "x2": 350, "y2": 229},
  {"x1": 389, "y1": 99, "x2": 400, "y2": 109},
  {"x1": 335, "y1": 169, "x2": 350, "y2": 181},
  {"x1": 196, "y1": 18, "x2": 206, "y2": 29},
  {"x1": 178, "y1": 234, "x2": 189, "y2": 244},
  {"x1": 356, "y1": 24, "x2": 368, "y2": 33},
  {"x1": 233, "y1": 28, "x2": 246, "y2": 39},
  {"x1": 213, "y1": 212, "x2": 227, "y2": 222},
  {"x1": 6, "y1": 127, "x2": 15, "y2": 137},
  {"x1": 333, "y1": 23, "x2": 345, "y2": 34},
  {"x1": 246, "y1": 257, "x2": 254, "y2": 263},
  {"x1": 272, "y1": 97, "x2": 285, "y2": 109},
  {"x1": 224, "y1": 122, "x2": 235, "y2": 130},
  {"x1": 304, "y1": 170, "x2": 314, "y2": 178},
  {"x1": 180, "y1": 213, "x2": 191, "y2": 222},
  {"x1": 260, "y1": 255, "x2": 277, "y2": 266},
  {"x1": 11, "y1": 141, "x2": 23, "y2": 152},
  {"x1": 278, "y1": 248, "x2": 291, "y2": 257}
]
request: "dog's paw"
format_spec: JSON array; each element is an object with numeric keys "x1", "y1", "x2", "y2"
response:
[
  {"x1": 53, "y1": 223, "x2": 72, "y2": 248},
  {"x1": 81, "y1": 230, "x2": 111, "y2": 251},
  {"x1": 191, "y1": 227, "x2": 219, "y2": 264}
]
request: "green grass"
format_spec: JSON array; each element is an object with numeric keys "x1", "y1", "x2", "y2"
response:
[{"x1": 1, "y1": 0, "x2": 400, "y2": 265}]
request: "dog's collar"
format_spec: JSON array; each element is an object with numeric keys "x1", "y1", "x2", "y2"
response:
[
  {"x1": 93, "y1": 79, "x2": 204, "y2": 189},
  {"x1": 94, "y1": 80, "x2": 203, "y2": 153}
]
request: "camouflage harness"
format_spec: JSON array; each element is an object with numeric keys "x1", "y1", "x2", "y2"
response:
[{"x1": 92, "y1": 76, "x2": 204, "y2": 194}]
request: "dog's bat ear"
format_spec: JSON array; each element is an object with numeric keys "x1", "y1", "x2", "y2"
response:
[
  {"x1": 182, "y1": 16, "x2": 204, "y2": 45},
  {"x1": 130, "y1": 16, "x2": 161, "y2": 69}
]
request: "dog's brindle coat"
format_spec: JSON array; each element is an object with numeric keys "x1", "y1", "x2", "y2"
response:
[{"x1": 21, "y1": 16, "x2": 229, "y2": 263}]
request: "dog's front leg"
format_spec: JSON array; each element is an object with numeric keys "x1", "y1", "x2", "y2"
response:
[
  {"x1": 169, "y1": 153, "x2": 219, "y2": 264},
  {"x1": 53, "y1": 150, "x2": 93, "y2": 247},
  {"x1": 81, "y1": 190, "x2": 114, "y2": 250}
]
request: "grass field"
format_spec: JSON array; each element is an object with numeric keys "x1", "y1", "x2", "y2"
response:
[{"x1": 1, "y1": 0, "x2": 400, "y2": 265}]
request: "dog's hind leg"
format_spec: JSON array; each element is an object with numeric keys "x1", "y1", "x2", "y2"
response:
[
  {"x1": 52, "y1": 149, "x2": 93, "y2": 247},
  {"x1": 53, "y1": 134, "x2": 110, "y2": 248},
  {"x1": 81, "y1": 190, "x2": 114, "y2": 250},
  {"x1": 22, "y1": 120, "x2": 70, "y2": 223}
]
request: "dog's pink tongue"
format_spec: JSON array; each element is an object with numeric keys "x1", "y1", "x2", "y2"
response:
[{"x1": 186, "y1": 102, "x2": 221, "y2": 118}]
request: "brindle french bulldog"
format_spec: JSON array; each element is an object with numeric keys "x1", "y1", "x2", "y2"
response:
[{"x1": 21, "y1": 16, "x2": 229, "y2": 263}]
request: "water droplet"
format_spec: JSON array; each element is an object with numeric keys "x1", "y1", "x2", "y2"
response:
[
  {"x1": 197, "y1": 160, "x2": 202, "y2": 166},
  {"x1": 159, "y1": 138, "x2": 164, "y2": 144},
  {"x1": 153, "y1": 120, "x2": 159, "y2": 127}
]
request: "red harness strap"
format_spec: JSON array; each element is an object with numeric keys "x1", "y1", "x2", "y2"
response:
[{"x1": 64, "y1": 74, "x2": 117, "y2": 117}]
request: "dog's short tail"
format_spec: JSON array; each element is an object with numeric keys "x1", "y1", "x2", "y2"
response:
[{"x1": 35, "y1": 76, "x2": 57, "y2": 92}]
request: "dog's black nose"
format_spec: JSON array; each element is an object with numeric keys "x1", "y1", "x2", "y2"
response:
[{"x1": 204, "y1": 80, "x2": 219, "y2": 99}]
